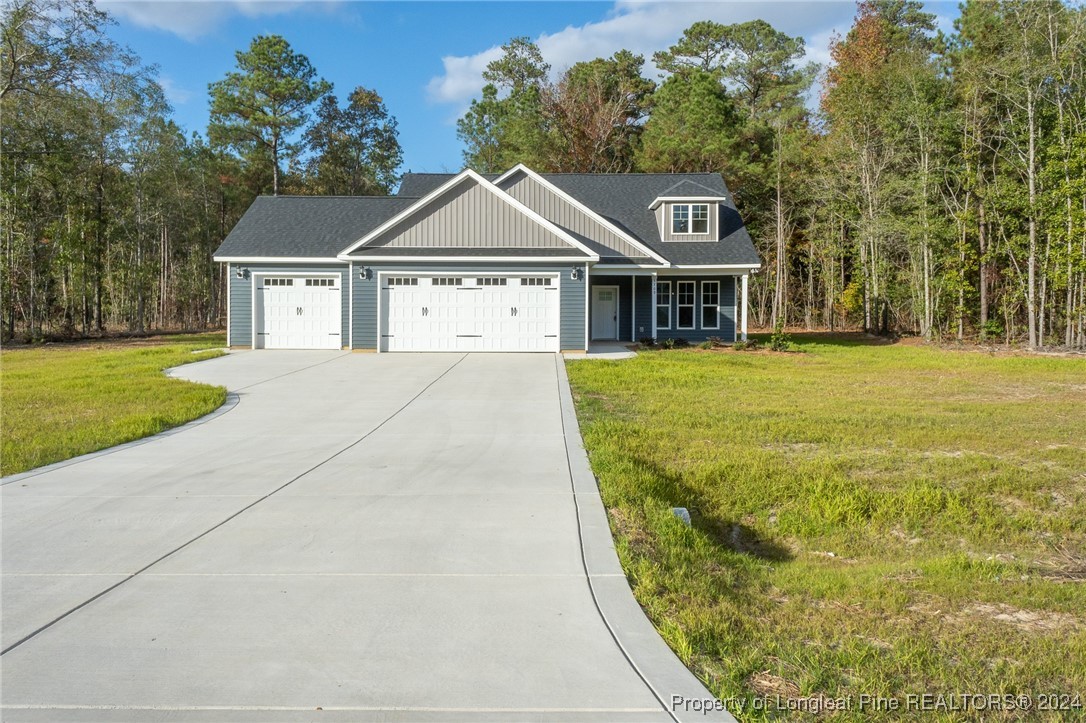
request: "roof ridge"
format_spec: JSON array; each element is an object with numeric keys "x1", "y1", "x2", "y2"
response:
[{"x1": 257, "y1": 195, "x2": 415, "y2": 200}]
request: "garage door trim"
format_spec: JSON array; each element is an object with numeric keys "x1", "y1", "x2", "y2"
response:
[
  {"x1": 376, "y1": 271, "x2": 561, "y2": 353},
  {"x1": 252, "y1": 271, "x2": 343, "y2": 349}
]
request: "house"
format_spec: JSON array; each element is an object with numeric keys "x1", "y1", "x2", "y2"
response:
[{"x1": 213, "y1": 165, "x2": 760, "y2": 352}]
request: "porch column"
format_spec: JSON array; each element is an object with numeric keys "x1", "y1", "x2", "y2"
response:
[
  {"x1": 741, "y1": 273, "x2": 749, "y2": 341},
  {"x1": 651, "y1": 273, "x2": 658, "y2": 340}
]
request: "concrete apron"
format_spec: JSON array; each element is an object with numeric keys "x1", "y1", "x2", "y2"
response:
[{"x1": 1, "y1": 351, "x2": 733, "y2": 723}]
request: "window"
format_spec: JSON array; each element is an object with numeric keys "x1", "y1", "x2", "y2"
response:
[
  {"x1": 479, "y1": 277, "x2": 507, "y2": 286},
  {"x1": 671, "y1": 204, "x2": 710, "y2": 234},
  {"x1": 677, "y1": 281, "x2": 695, "y2": 329},
  {"x1": 432, "y1": 277, "x2": 463, "y2": 286},
  {"x1": 387, "y1": 277, "x2": 418, "y2": 286},
  {"x1": 521, "y1": 277, "x2": 552, "y2": 286},
  {"x1": 264, "y1": 277, "x2": 293, "y2": 286},
  {"x1": 656, "y1": 280, "x2": 671, "y2": 330},
  {"x1": 701, "y1": 281, "x2": 720, "y2": 329},
  {"x1": 305, "y1": 278, "x2": 335, "y2": 287}
]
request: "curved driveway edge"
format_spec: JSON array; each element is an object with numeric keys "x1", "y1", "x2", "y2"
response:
[{"x1": 554, "y1": 356, "x2": 735, "y2": 723}]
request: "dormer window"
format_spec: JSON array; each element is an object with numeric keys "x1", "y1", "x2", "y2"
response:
[{"x1": 672, "y1": 203, "x2": 709, "y2": 235}]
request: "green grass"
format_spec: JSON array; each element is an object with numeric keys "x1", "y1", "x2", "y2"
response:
[
  {"x1": 567, "y1": 335, "x2": 1086, "y2": 721},
  {"x1": 1, "y1": 333, "x2": 228, "y2": 476}
]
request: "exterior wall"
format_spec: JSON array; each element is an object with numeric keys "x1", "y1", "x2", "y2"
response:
[
  {"x1": 639, "y1": 275, "x2": 737, "y2": 343},
  {"x1": 500, "y1": 172, "x2": 648, "y2": 259},
  {"x1": 351, "y1": 262, "x2": 587, "y2": 351},
  {"x1": 227, "y1": 263, "x2": 349, "y2": 348},
  {"x1": 588, "y1": 275, "x2": 634, "y2": 341},
  {"x1": 659, "y1": 202, "x2": 718, "y2": 242},
  {"x1": 369, "y1": 180, "x2": 569, "y2": 249}
]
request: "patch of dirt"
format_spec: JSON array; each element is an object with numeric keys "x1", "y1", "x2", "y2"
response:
[
  {"x1": 963, "y1": 603, "x2": 1083, "y2": 634},
  {"x1": 762, "y1": 442, "x2": 821, "y2": 454},
  {"x1": 748, "y1": 670, "x2": 801, "y2": 699}
]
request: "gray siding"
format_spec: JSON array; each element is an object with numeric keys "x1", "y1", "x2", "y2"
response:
[
  {"x1": 352, "y1": 262, "x2": 587, "y2": 351},
  {"x1": 499, "y1": 172, "x2": 649, "y2": 260},
  {"x1": 649, "y1": 275, "x2": 737, "y2": 343},
  {"x1": 588, "y1": 275, "x2": 634, "y2": 341},
  {"x1": 227, "y1": 263, "x2": 349, "y2": 348},
  {"x1": 660, "y1": 202, "x2": 718, "y2": 242},
  {"x1": 370, "y1": 179, "x2": 570, "y2": 249}
]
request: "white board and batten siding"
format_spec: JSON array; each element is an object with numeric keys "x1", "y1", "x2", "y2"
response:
[{"x1": 379, "y1": 273, "x2": 560, "y2": 352}]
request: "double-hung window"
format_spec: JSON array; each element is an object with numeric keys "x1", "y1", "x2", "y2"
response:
[
  {"x1": 656, "y1": 281, "x2": 671, "y2": 330},
  {"x1": 677, "y1": 281, "x2": 695, "y2": 329},
  {"x1": 701, "y1": 281, "x2": 720, "y2": 329},
  {"x1": 671, "y1": 204, "x2": 710, "y2": 234}
]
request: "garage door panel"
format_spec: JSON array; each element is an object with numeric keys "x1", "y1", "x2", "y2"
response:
[
  {"x1": 381, "y1": 275, "x2": 559, "y2": 353},
  {"x1": 257, "y1": 275, "x2": 342, "y2": 350}
]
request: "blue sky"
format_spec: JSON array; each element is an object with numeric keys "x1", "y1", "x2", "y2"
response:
[{"x1": 99, "y1": 1, "x2": 961, "y2": 173}]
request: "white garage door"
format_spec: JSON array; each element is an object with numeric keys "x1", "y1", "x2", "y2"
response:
[
  {"x1": 381, "y1": 274, "x2": 560, "y2": 352},
  {"x1": 256, "y1": 275, "x2": 342, "y2": 349}
]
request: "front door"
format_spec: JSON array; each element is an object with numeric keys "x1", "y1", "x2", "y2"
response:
[{"x1": 591, "y1": 285, "x2": 619, "y2": 340}]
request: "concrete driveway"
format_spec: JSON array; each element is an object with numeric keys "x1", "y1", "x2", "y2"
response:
[{"x1": 1, "y1": 352, "x2": 730, "y2": 722}]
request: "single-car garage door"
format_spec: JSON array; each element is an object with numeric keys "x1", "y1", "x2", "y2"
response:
[
  {"x1": 381, "y1": 274, "x2": 559, "y2": 352},
  {"x1": 256, "y1": 275, "x2": 342, "y2": 349}
]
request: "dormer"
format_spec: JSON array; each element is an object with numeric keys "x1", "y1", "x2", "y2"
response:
[{"x1": 648, "y1": 180, "x2": 729, "y2": 242}]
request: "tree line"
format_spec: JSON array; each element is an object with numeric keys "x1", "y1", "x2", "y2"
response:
[
  {"x1": 1, "y1": 0, "x2": 402, "y2": 340},
  {"x1": 4, "y1": 0, "x2": 1084, "y2": 348},
  {"x1": 458, "y1": 1, "x2": 1086, "y2": 348}
]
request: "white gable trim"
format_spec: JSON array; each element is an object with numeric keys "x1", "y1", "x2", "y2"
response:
[
  {"x1": 648, "y1": 196, "x2": 727, "y2": 210},
  {"x1": 337, "y1": 169, "x2": 599, "y2": 260},
  {"x1": 494, "y1": 164, "x2": 671, "y2": 267}
]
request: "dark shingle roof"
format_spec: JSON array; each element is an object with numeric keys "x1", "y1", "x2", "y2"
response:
[
  {"x1": 214, "y1": 195, "x2": 417, "y2": 258},
  {"x1": 216, "y1": 173, "x2": 760, "y2": 267},
  {"x1": 395, "y1": 172, "x2": 758, "y2": 266}
]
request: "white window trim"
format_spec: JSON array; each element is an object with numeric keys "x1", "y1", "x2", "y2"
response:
[
  {"x1": 676, "y1": 280, "x2": 696, "y2": 330},
  {"x1": 656, "y1": 280, "x2": 672, "y2": 330},
  {"x1": 701, "y1": 280, "x2": 720, "y2": 330},
  {"x1": 670, "y1": 203, "x2": 710, "y2": 236}
]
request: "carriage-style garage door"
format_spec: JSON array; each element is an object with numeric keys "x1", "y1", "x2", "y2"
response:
[
  {"x1": 381, "y1": 274, "x2": 560, "y2": 352},
  {"x1": 255, "y1": 275, "x2": 342, "y2": 349}
]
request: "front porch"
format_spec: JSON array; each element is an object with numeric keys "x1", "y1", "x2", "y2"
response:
[{"x1": 587, "y1": 269, "x2": 750, "y2": 345}]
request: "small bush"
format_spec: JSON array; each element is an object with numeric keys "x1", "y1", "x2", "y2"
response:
[
  {"x1": 733, "y1": 339, "x2": 760, "y2": 351},
  {"x1": 638, "y1": 336, "x2": 657, "y2": 347},
  {"x1": 661, "y1": 338, "x2": 676, "y2": 349},
  {"x1": 769, "y1": 318, "x2": 792, "y2": 352},
  {"x1": 706, "y1": 336, "x2": 727, "y2": 348},
  {"x1": 980, "y1": 319, "x2": 1004, "y2": 341},
  {"x1": 698, "y1": 340, "x2": 713, "y2": 350}
]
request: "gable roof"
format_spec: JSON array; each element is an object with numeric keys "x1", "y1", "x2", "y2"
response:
[
  {"x1": 213, "y1": 195, "x2": 416, "y2": 259},
  {"x1": 214, "y1": 169, "x2": 760, "y2": 268},
  {"x1": 340, "y1": 169, "x2": 598, "y2": 260},
  {"x1": 397, "y1": 172, "x2": 758, "y2": 267}
]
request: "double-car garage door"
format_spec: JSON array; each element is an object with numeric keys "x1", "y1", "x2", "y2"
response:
[
  {"x1": 381, "y1": 274, "x2": 560, "y2": 352},
  {"x1": 254, "y1": 272, "x2": 560, "y2": 352}
]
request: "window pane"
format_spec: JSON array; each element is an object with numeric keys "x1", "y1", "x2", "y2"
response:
[
  {"x1": 656, "y1": 307, "x2": 669, "y2": 328},
  {"x1": 702, "y1": 306, "x2": 718, "y2": 327},
  {"x1": 671, "y1": 205, "x2": 689, "y2": 233},
  {"x1": 656, "y1": 282, "x2": 670, "y2": 305},
  {"x1": 691, "y1": 204, "x2": 709, "y2": 234},
  {"x1": 678, "y1": 306, "x2": 694, "y2": 328}
]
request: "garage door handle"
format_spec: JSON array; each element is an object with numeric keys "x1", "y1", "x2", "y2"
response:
[
  {"x1": 511, "y1": 307, "x2": 518, "y2": 316},
  {"x1": 297, "y1": 307, "x2": 303, "y2": 316},
  {"x1": 422, "y1": 307, "x2": 429, "y2": 316}
]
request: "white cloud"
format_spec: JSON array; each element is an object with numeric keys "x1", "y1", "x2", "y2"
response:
[
  {"x1": 98, "y1": 1, "x2": 330, "y2": 41},
  {"x1": 426, "y1": 0, "x2": 859, "y2": 111},
  {"x1": 158, "y1": 75, "x2": 193, "y2": 105}
]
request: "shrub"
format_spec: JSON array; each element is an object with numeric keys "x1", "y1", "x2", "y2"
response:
[
  {"x1": 769, "y1": 318, "x2": 792, "y2": 352},
  {"x1": 638, "y1": 336, "x2": 657, "y2": 347},
  {"x1": 706, "y1": 336, "x2": 727, "y2": 348},
  {"x1": 980, "y1": 319, "x2": 1004, "y2": 342},
  {"x1": 698, "y1": 341, "x2": 713, "y2": 350},
  {"x1": 733, "y1": 339, "x2": 759, "y2": 351}
]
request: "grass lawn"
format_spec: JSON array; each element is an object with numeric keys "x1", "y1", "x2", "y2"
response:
[
  {"x1": 1, "y1": 333, "x2": 228, "y2": 476},
  {"x1": 567, "y1": 335, "x2": 1086, "y2": 720}
]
